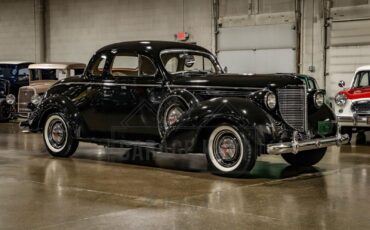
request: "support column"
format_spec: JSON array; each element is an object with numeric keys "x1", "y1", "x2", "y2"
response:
[
  {"x1": 300, "y1": 0, "x2": 326, "y2": 88},
  {"x1": 34, "y1": 0, "x2": 46, "y2": 62}
]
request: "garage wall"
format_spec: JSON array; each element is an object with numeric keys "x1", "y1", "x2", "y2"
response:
[
  {"x1": 217, "y1": 0, "x2": 297, "y2": 74},
  {"x1": 46, "y1": 0, "x2": 214, "y2": 63},
  {"x1": 0, "y1": 0, "x2": 40, "y2": 62},
  {"x1": 325, "y1": 2, "x2": 370, "y2": 100}
]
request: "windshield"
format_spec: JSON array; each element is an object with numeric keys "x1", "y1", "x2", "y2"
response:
[
  {"x1": 30, "y1": 69, "x2": 68, "y2": 81},
  {"x1": 353, "y1": 71, "x2": 370, "y2": 88},
  {"x1": 0, "y1": 65, "x2": 17, "y2": 79},
  {"x1": 161, "y1": 50, "x2": 221, "y2": 75}
]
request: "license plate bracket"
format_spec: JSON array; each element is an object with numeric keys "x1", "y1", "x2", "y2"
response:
[{"x1": 318, "y1": 121, "x2": 333, "y2": 136}]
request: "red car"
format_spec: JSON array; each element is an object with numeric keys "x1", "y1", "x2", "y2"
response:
[{"x1": 335, "y1": 66, "x2": 370, "y2": 141}]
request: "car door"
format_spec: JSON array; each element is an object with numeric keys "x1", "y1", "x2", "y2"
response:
[
  {"x1": 77, "y1": 52, "x2": 114, "y2": 138},
  {"x1": 104, "y1": 51, "x2": 165, "y2": 141}
]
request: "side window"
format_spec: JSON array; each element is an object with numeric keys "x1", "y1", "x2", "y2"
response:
[
  {"x1": 140, "y1": 56, "x2": 157, "y2": 76},
  {"x1": 111, "y1": 52, "x2": 139, "y2": 77},
  {"x1": 18, "y1": 68, "x2": 30, "y2": 82},
  {"x1": 90, "y1": 54, "x2": 108, "y2": 77}
]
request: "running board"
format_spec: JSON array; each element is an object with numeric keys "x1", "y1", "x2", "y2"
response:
[{"x1": 78, "y1": 138, "x2": 160, "y2": 149}]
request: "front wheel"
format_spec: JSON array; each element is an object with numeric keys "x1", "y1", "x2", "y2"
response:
[
  {"x1": 282, "y1": 148, "x2": 327, "y2": 167},
  {"x1": 43, "y1": 113, "x2": 79, "y2": 157},
  {"x1": 205, "y1": 125, "x2": 256, "y2": 177}
]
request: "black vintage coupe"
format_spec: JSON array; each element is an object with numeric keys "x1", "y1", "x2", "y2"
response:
[{"x1": 22, "y1": 41, "x2": 349, "y2": 176}]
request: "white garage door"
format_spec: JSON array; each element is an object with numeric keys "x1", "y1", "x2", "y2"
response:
[
  {"x1": 217, "y1": 23, "x2": 297, "y2": 74},
  {"x1": 326, "y1": 19, "x2": 370, "y2": 99}
]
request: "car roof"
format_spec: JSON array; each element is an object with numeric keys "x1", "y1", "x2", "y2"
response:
[
  {"x1": 97, "y1": 41, "x2": 211, "y2": 56},
  {"x1": 28, "y1": 62, "x2": 86, "y2": 70},
  {"x1": 0, "y1": 61, "x2": 33, "y2": 65},
  {"x1": 355, "y1": 65, "x2": 370, "y2": 73}
]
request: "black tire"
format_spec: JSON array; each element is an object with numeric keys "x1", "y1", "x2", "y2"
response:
[
  {"x1": 282, "y1": 148, "x2": 327, "y2": 167},
  {"x1": 0, "y1": 103, "x2": 11, "y2": 122},
  {"x1": 341, "y1": 127, "x2": 352, "y2": 143},
  {"x1": 356, "y1": 132, "x2": 366, "y2": 145},
  {"x1": 204, "y1": 124, "x2": 257, "y2": 177},
  {"x1": 157, "y1": 96, "x2": 189, "y2": 137},
  {"x1": 43, "y1": 113, "x2": 79, "y2": 157}
]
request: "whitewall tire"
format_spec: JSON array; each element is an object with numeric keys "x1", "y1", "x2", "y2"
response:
[
  {"x1": 43, "y1": 113, "x2": 79, "y2": 157},
  {"x1": 205, "y1": 124, "x2": 256, "y2": 177}
]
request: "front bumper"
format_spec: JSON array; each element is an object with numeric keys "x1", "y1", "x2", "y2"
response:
[
  {"x1": 267, "y1": 131, "x2": 349, "y2": 155},
  {"x1": 337, "y1": 115, "x2": 370, "y2": 127}
]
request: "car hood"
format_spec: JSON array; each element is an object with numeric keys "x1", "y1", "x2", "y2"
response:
[
  {"x1": 170, "y1": 73, "x2": 303, "y2": 90},
  {"x1": 340, "y1": 86, "x2": 370, "y2": 100}
]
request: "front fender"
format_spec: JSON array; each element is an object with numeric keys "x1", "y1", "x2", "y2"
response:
[
  {"x1": 28, "y1": 95, "x2": 85, "y2": 137},
  {"x1": 162, "y1": 97, "x2": 278, "y2": 154}
]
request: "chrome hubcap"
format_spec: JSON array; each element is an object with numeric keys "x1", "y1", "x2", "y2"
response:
[
  {"x1": 218, "y1": 137, "x2": 237, "y2": 160},
  {"x1": 212, "y1": 130, "x2": 241, "y2": 168},
  {"x1": 48, "y1": 119, "x2": 66, "y2": 149}
]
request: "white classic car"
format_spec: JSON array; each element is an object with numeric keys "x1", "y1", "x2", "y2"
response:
[{"x1": 335, "y1": 65, "x2": 370, "y2": 141}]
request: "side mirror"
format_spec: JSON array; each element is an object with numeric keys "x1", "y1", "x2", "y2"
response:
[
  {"x1": 338, "y1": 80, "x2": 345, "y2": 88},
  {"x1": 223, "y1": 66, "x2": 228, "y2": 73}
]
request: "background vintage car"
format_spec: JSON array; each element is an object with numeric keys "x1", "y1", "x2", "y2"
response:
[
  {"x1": 0, "y1": 61, "x2": 33, "y2": 121},
  {"x1": 334, "y1": 65, "x2": 370, "y2": 141},
  {"x1": 16, "y1": 63, "x2": 85, "y2": 117}
]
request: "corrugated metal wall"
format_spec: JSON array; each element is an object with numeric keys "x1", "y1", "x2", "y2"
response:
[
  {"x1": 217, "y1": 0, "x2": 297, "y2": 74},
  {"x1": 326, "y1": 5, "x2": 370, "y2": 99}
]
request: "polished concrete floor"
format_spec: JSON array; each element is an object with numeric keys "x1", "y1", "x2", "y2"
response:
[{"x1": 0, "y1": 122, "x2": 369, "y2": 230}]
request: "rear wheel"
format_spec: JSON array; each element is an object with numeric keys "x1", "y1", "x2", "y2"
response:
[
  {"x1": 282, "y1": 148, "x2": 327, "y2": 167},
  {"x1": 205, "y1": 125, "x2": 256, "y2": 177},
  {"x1": 43, "y1": 113, "x2": 79, "y2": 157}
]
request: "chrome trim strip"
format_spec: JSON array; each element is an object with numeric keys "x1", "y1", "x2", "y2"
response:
[
  {"x1": 61, "y1": 82, "x2": 163, "y2": 87},
  {"x1": 170, "y1": 85, "x2": 263, "y2": 90},
  {"x1": 60, "y1": 82, "x2": 263, "y2": 91}
]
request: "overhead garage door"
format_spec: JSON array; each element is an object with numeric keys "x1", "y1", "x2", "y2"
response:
[
  {"x1": 326, "y1": 19, "x2": 370, "y2": 99},
  {"x1": 217, "y1": 23, "x2": 297, "y2": 74}
]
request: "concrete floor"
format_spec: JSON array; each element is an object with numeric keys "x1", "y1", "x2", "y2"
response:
[{"x1": 0, "y1": 122, "x2": 369, "y2": 230}]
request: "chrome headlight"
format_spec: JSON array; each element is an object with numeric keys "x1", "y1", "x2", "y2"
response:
[
  {"x1": 314, "y1": 92, "x2": 325, "y2": 108},
  {"x1": 5, "y1": 94, "x2": 16, "y2": 105},
  {"x1": 335, "y1": 94, "x2": 347, "y2": 107},
  {"x1": 31, "y1": 95, "x2": 42, "y2": 105},
  {"x1": 264, "y1": 91, "x2": 277, "y2": 110}
]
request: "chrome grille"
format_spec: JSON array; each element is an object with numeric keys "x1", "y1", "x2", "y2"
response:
[
  {"x1": 352, "y1": 100, "x2": 370, "y2": 115},
  {"x1": 18, "y1": 87, "x2": 36, "y2": 114},
  {"x1": 278, "y1": 88, "x2": 307, "y2": 132}
]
